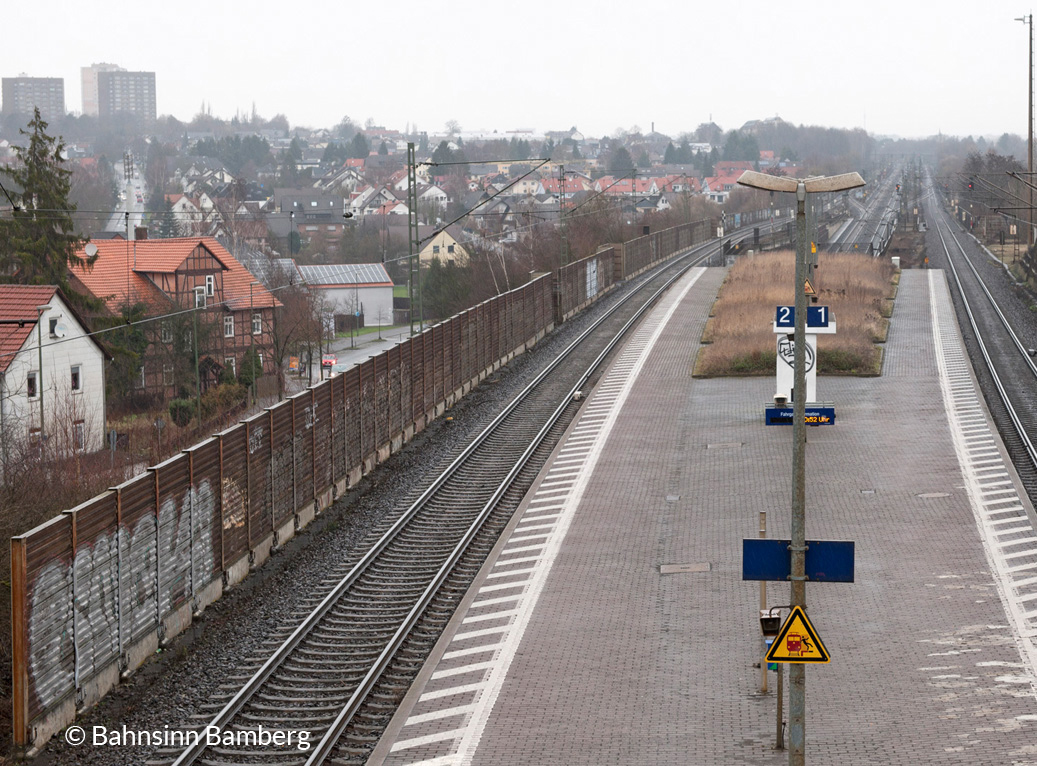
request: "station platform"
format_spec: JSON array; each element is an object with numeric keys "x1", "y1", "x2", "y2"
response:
[{"x1": 368, "y1": 268, "x2": 1037, "y2": 766}]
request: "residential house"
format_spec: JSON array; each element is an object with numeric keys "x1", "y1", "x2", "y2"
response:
[
  {"x1": 313, "y1": 164, "x2": 366, "y2": 195},
  {"x1": 635, "y1": 194, "x2": 671, "y2": 214},
  {"x1": 700, "y1": 175, "x2": 741, "y2": 204},
  {"x1": 276, "y1": 190, "x2": 350, "y2": 245},
  {"x1": 510, "y1": 175, "x2": 545, "y2": 196},
  {"x1": 713, "y1": 160, "x2": 754, "y2": 177},
  {"x1": 350, "y1": 185, "x2": 399, "y2": 219},
  {"x1": 69, "y1": 237, "x2": 280, "y2": 400},
  {"x1": 593, "y1": 177, "x2": 659, "y2": 196},
  {"x1": 541, "y1": 175, "x2": 591, "y2": 200},
  {"x1": 652, "y1": 175, "x2": 700, "y2": 196},
  {"x1": 0, "y1": 285, "x2": 109, "y2": 461},
  {"x1": 419, "y1": 226, "x2": 469, "y2": 266}
]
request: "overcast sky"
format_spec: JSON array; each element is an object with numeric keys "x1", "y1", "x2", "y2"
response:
[{"x1": 6, "y1": 0, "x2": 1032, "y2": 140}]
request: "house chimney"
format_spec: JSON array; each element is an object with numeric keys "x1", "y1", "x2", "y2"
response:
[{"x1": 135, "y1": 226, "x2": 148, "y2": 240}]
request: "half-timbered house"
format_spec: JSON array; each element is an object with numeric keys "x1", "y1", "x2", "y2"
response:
[{"x1": 69, "y1": 236, "x2": 280, "y2": 402}]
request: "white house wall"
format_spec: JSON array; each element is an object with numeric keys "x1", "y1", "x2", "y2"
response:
[
  {"x1": 1, "y1": 298, "x2": 106, "y2": 456},
  {"x1": 319, "y1": 286, "x2": 395, "y2": 327}
]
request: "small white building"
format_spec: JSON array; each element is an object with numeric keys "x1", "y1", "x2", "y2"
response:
[
  {"x1": 297, "y1": 264, "x2": 395, "y2": 330},
  {"x1": 0, "y1": 286, "x2": 109, "y2": 464}
]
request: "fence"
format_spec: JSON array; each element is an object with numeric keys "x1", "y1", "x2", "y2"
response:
[{"x1": 10, "y1": 215, "x2": 721, "y2": 751}]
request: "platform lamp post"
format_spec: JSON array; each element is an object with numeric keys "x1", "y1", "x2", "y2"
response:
[{"x1": 737, "y1": 170, "x2": 865, "y2": 766}]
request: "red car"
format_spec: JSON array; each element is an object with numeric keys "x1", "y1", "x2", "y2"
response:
[{"x1": 321, "y1": 354, "x2": 337, "y2": 369}]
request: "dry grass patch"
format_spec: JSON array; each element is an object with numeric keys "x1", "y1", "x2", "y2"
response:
[{"x1": 695, "y1": 251, "x2": 896, "y2": 376}]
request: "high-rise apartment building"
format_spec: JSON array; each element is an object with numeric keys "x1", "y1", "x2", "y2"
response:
[
  {"x1": 97, "y1": 70, "x2": 156, "y2": 122},
  {"x1": 1, "y1": 76, "x2": 65, "y2": 120},
  {"x1": 81, "y1": 63, "x2": 123, "y2": 116}
]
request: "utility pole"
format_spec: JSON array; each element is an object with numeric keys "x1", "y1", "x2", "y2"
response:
[
  {"x1": 1020, "y1": 15, "x2": 1035, "y2": 246},
  {"x1": 559, "y1": 164, "x2": 568, "y2": 267},
  {"x1": 407, "y1": 143, "x2": 420, "y2": 334}
]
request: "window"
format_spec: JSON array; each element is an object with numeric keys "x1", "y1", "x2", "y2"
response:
[
  {"x1": 257, "y1": 352, "x2": 263, "y2": 368},
  {"x1": 205, "y1": 274, "x2": 215, "y2": 296},
  {"x1": 161, "y1": 322, "x2": 173, "y2": 343},
  {"x1": 162, "y1": 364, "x2": 174, "y2": 386},
  {"x1": 136, "y1": 365, "x2": 146, "y2": 389},
  {"x1": 48, "y1": 317, "x2": 58, "y2": 337},
  {"x1": 70, "y1": 365, "x2": 81, "y2": 392},
  {"x1": 224, "y1": 315, "x2": 234, "y2": 338},
  {"x1": 27, "y1": 372, "x2": 37, "y2": 398},
  {"x1": 195, "y1": 288, "x2": 206, "y2": 308},
  {"x1": 433, "y1": 245, "x2": 440, "y2": 254},
  {"x1": 224, "y1": 356, "x2": 236, "y2": 377},
  {"x1": 252, "y1": 313, "x2": 262, "y2": 335},
  {"x1": 447, "y1": 244, "x2": 455, "y2": 254}
]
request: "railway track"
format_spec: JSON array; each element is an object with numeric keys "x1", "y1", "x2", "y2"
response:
[
  {"x1": 159, "y1": 239, "x2": 724, "y2": 766},
  {"x1": 929, "y1": 179, "x2": 1037, "y2": 501}
]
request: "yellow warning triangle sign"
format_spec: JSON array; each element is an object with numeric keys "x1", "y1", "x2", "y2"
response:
[
  {"x1": 804, "y1": 278, "x2": 817, "y2": 296},
  {"x1": 765, "y1": 606, "x2": 830, "y2": 664}
]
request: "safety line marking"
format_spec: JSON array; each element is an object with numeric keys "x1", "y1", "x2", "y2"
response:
[
  {"x1": 929, "y1": 269, "x2": 1037, "y2": 673},
  {"x1": 382, "y1": 267, "x2": 707, "y2": 765}
]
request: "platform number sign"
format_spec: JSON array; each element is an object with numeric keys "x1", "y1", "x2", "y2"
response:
[{"x1": 775, "y1": 306, "x2": 830, "y2": 329}]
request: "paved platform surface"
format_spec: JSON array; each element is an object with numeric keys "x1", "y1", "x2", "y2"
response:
[{"x1": 370, "y1": 268, "x2": 1037, "y2": 766}]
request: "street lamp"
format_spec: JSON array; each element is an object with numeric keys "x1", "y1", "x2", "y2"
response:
[
  {"x1": 736, "y1": 170, "x2": 865, "y2": 766},
  {"x1": 289, "y1": 210, "x2": 295, "y2": 257}
]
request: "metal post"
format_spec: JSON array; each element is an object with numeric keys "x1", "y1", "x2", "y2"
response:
[
  {"x1": 193, "y1": 287, "x2": 203, "y2": 425},
  {"x1": 36, "y1": 305, "x2": 46, "y2": 457},
  {"x1": 776, "y1": 661, "x2": 785, "y2": 750},
  {"x1": 789, "y1": 181, "x2": 809, "y2": 766},
  {"x1": 249, "y1": 282, "x2": 256, "y2": 404},
  {"x1": 407, "y1": 143, "x2": 420, "y2": 335},
  {"x1": 1024, "y1": 14, "x2": 1032, "y2": 248},
  {"x1": 759, "y1": 509, "x2": 768, "y2": 695}
]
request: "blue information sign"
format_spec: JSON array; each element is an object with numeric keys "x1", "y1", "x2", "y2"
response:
[
  {"x1": 775, "y1": 306, "x2": 831, "y2": 329},
  {"x1": 742, "y1": 539, "x2": 855, "y2": 583}
]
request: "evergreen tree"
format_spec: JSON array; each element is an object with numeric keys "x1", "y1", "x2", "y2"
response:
[
  {"x1": 0, "y1": 108, "x2": 96, "y2": 291},
  {"x1": 154, "y1": 197, "x2": 181, "y2": 238},
  {"x1": 348, "y1": 133, "x2": 370, "y2": 159},
  {"x1": 663, "y1": 142, "x2": 678, "y2": 164},
  {"x1": 422, "y1": 258, "x2": 472, "y2": 319},
  {"x1": 637, "y1": 149, "x2": 651, "y2": 169},
  {"x1": 431, "y1": 140, "x2": 454, "y2": 166},
  {"x1": 608, "y1": 146, "x2": 635, "y2": 174}
]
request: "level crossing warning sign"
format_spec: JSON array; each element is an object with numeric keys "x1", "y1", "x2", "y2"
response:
[{"x1": 764, "y1": 606, "x2": 830, "y2": 663}]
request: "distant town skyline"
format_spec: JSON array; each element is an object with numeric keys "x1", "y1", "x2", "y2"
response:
[{"x1": 5, "y1": 0, "x2": 1032, "y2": 141}]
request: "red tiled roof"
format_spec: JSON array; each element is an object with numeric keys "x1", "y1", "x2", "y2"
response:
[
  {"x1": 0, "y1": 285, "x2": 57, "y2": 373},
  {"x1": 70, "y1": 237, "x2": 280, "y2": 314}
]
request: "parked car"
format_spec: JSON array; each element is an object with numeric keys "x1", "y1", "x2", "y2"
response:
[
  {"x1": 321, "y1": 354, "x2": 337, "y2": 368},
  {"x1": 329, "y1": 362, "x2": 350, "y2": 377}
]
